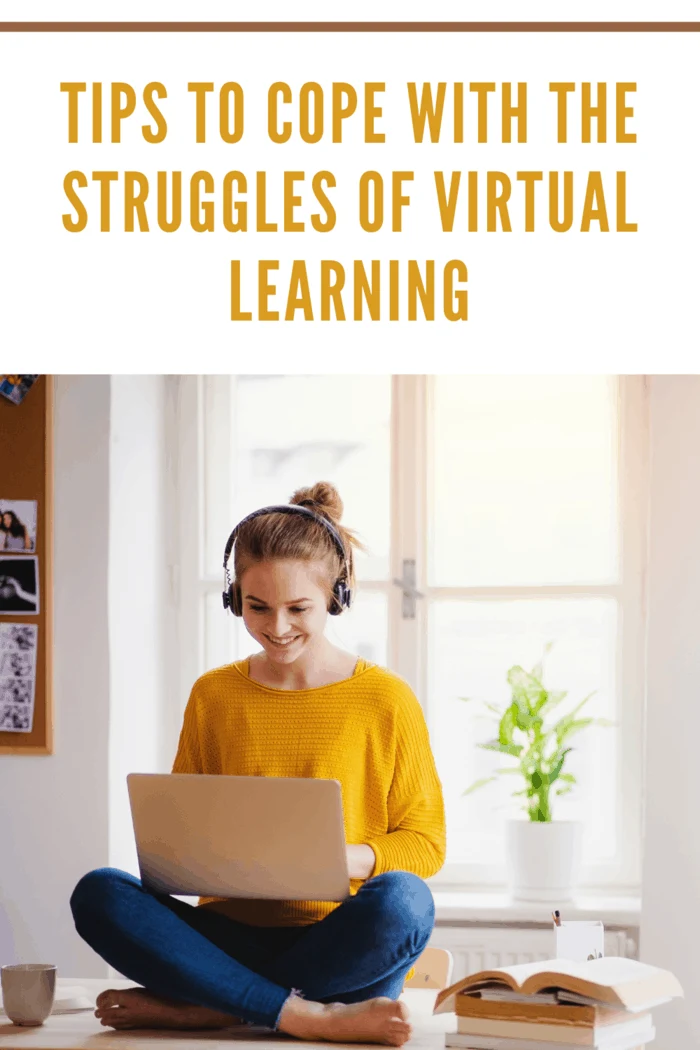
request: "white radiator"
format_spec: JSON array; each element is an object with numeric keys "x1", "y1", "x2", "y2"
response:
[{"x1": 429, "y1": 925, "x2": 638, "y2": 982}]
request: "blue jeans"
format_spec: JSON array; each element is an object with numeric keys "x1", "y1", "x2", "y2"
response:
[{"x1": 70, "y1": 868, "x2": 435, "y2": 1029}]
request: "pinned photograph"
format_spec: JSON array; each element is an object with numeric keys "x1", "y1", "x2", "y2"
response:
[
  {"x1": 0, "y1": 375, "x2": 39, "y2": 405},
  {"x1": 0, "y1": 623, "x2": 37, "y2": 734},
  {"x1": 0, "y1": 678, "x2": 34, "y2": 705},
  {"x1": 0, "y1": 623, "x2": 37, "y2": 651},
  {"x1": 0, "y1": 556, "x2": 40, "y2": 614},
  {"x1": 0, "y1": 650, "x2": 34, "y2": 678},
  {"x1": 0, "y1": 499, "x2": 37, "y2": 552},
  {"x1": 0, "y1": 704, "x2": 32, "y2": 732}
]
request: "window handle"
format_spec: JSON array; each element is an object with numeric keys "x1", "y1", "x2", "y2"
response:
[{"x1": 392, "y1": 559, "x2": 424, "y2": 619}]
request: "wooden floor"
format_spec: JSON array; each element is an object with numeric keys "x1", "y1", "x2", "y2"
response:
[{"x1": 0, "y1": 980, "x2": 455, "y2": 1050}]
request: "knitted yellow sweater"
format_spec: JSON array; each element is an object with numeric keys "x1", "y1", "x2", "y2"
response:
[{"x1": 172, "y1": 657, "x2": 446, "y2": 928}]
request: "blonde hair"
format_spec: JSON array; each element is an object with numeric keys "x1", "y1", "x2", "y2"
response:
[{"x1": 233, "y1": 482, "x2": 363, "y2": 605}]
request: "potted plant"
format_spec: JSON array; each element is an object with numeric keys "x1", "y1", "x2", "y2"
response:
[{"x1": 462, "y1": 644, "x2": 612, "y2": 902}]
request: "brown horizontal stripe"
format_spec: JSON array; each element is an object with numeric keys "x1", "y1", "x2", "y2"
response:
[
  {"x1": 455, "y1": 996, "x2": 632, "y2": 1026},
  {"x1": 0, "y1": 21, "x2": 698, "y2": 32}
]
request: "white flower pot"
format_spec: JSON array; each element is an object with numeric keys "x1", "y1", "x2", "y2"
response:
[{"x1": 506, "y1": 820, "x2": 583, "y2": 902}]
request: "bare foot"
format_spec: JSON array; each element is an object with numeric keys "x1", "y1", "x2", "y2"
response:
[
  {"x1": 278, "y1": 995, "x2": 412, "y2": 1046},
  {"x1": 94, "y1": 988, "x2": 244, "y2": 1030}
]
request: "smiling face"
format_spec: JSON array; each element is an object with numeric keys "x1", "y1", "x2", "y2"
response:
[
  {"x1": 239, "y1": 559, "x2": 331, "y2": 664},
  {"x1": 2, "y1": 513, "x2": 10, "y2": 529}
]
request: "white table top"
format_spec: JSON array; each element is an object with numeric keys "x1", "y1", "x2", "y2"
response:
[{"x1": 0, "y1": 978, "x2": 455, "y2": 1050}]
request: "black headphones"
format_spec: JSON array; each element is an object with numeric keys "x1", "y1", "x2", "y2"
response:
[{"x1": 222, "y1": 503, "x2": 353, "y2": 617}]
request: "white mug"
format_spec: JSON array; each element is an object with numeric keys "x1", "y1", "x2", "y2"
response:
[
  {"x1": 554, "y1": 920, "x2": 605, "y2": 963},
  {"x1": 1, "y1": 964, "x2": 57, "y2": 1026}
]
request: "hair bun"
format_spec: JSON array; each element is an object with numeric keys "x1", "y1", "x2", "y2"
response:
[{"x1": 290, "y1": 481, "x2": 344, "y2": 525}]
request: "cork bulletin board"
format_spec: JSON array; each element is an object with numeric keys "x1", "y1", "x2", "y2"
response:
[{"x1": 0, "y1": 376, "x2": 53, "y2": 754}]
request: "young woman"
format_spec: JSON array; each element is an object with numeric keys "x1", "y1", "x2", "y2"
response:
[
  {"x1": 0, "y1": 510, "x2": 32, "y2": 551},
  {"x1": 70, "y1": 482, "x2": 446, "y2": 1047}
]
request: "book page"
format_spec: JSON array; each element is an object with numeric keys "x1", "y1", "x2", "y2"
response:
[
  {"x1": 479, "y1": 958, "x2": 588, "y2": 990},
  {"x1": 576, "y1": 957, "x2": 683, "y2": 1004},
  {"x1": 435, "y1": 959, "x2": 585, "y2": 1013},
  {"x1": 580, "y1": 957, "x2": 673, "y2": 987},
  {"x1": 435, "y1": 956, "x2": 683, "y2": 1014},
  {"x1": 527, "y1": 957, "x2": 683, "y2": 1005}
]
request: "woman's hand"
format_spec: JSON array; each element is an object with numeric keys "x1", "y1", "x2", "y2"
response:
[{"x1": 345, "y1": 843, "x2": 377, "y2": 880}]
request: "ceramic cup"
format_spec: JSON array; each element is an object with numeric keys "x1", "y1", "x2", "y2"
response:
[{"x1": 1, "y1": 964, "x2": 57, "y2": 1026}]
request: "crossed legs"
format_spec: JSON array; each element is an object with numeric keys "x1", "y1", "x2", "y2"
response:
[{"x1": 70, "y1": 867, "x2": 435, "y2": 1044}]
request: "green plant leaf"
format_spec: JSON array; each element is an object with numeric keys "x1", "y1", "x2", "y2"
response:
[
  {"x1": 537, "y1": 689, "x2": 568, "y2": 716},
  {"x1": 552, "y1": 692, "x2": 598, "y2": 744},
  {"x1": 556, "y1": 718, "x2": 595, "y2": 746},
  {"x1": 508, "y1": 663, "x2": 544, "y2": 688},
  {"x1": 461, "y1": 650, "x2": 612, "y2": 816},
  {"x1": 479, "y1": 740, "x2": 523, "y2": 758},
  {"x1": 507, "y1": 667, "x2": 550, "y2": 726},
  {"x1": 499, "y1": 704, "x2": 517, "y2": 746},
  {"x1": 547, "y1": 748, "x2": 573, "y2": 783},
  {"x1": 514, "y1": 695, "x2": 538, "y2": 731},
  {"x1": 508, "y1": 665, "x2": 546, "y2": 698},
  {"x1": 462, "y1": 776, "x2": 497, "y2": 796},
  {"x1": 532, "y1": 692, "x2": 552, "y2": 714},
  {"x1": 507, "y1": 690, "x2": 533, "y2": 730},
  {"x1": 553, "y1": 692, "x2": 595, "y2": 728}
]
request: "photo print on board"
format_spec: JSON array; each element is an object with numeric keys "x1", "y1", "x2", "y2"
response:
[
  {"x1": 0, "y1": 375, "x2": 39, "y2": 405},
  {"x1": 0, "y1": 500, "x2": 37, "y2": 553},
  {"x1": 0, "y1": 622, "x2": 37, "y2": 733},
  {"x1": 0, "y1": 556, "x2": 40, "y2": 614},
  {"x1": 0, "y1": 650, "x2": 34, "y2": 677}
]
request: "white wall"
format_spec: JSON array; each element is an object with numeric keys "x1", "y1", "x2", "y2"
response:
[
  {"x1": 0, "y1": 375, "x2": 176, "y2": 977},
  {"x1": 0, "y1": 376, "x2": 111, "y2": 976},
  {"x1": 641, "y1": 376, "x2": 700, "y2": 1049},
  {"x1": 108, "y1": 375, "x2": 172, "y2": 877}
]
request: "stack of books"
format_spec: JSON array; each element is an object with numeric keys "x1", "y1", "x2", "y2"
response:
[{"x1": 433, "y1": 957, "x2": 683, "y2": 1050}]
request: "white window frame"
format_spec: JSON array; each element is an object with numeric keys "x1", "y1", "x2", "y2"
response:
[{"x1": 170, "y1": 374, "x2": 647, "y2": 896}]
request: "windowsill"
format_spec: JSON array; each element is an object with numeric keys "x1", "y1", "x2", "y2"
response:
[{"x1": 431, "y1": 891, "x2": 641, "y2": 927}]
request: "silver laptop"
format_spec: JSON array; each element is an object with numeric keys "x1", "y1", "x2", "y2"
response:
[{"x1": 127, "y1": 773, "x2": 350, "y2": 901}]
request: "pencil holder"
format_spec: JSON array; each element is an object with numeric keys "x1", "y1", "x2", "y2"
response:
[{"x1": 554, "y1": 920, "x2": 605, "y2": 962}]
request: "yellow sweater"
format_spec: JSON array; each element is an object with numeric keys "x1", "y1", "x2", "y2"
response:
[{"x1": 172, "y1": 657, "x2": 446, "y2": 928}]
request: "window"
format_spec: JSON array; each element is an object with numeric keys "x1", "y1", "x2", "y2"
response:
[
  {"x1": 175, "y1": 375, "x2": 646, "y2": 893},
  {"x1": 199, "y1": 375, "x2": 392, "y2": 671}
]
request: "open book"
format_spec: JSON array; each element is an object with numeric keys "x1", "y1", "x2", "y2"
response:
[{"x1": 434, "y1": 957, "x2": 683, "y2": 1015}]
